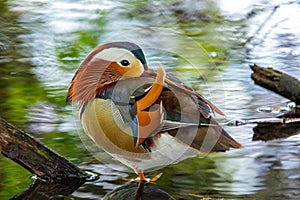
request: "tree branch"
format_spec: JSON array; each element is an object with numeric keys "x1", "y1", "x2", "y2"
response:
[
  {"x1": 250, "y1": 64, "x2": 300, "y2": 104},
  {"x1": 0, "y1": 117, "x2": 88, "y2": 182}
]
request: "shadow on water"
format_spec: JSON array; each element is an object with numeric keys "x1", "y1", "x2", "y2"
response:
[
  {"x1": 12, "y1": 180, "x2": 84, "y2": 200},
  {"x1": 0, "y1": 0, "x2": 300, "y2": 199}
]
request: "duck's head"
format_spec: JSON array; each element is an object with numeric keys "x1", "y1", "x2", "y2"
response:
[{"x1": 67, "y1": 42, "x2": 148, "y2": 106}]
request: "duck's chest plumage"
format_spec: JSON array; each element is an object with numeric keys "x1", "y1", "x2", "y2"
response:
[{"x1": 81, "y1": 98, "x2": 145, "y2": 154}]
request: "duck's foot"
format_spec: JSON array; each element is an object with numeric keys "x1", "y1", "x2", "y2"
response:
[
  {"x1": 122, "y1": 172, "x2": 163, "y2": 183},
  {"x1": 148, "y1": 172, "x2": 163, "y2": 183},
  {"x1": 122, "y1": 168, "x2": 163, "y2": 183}
]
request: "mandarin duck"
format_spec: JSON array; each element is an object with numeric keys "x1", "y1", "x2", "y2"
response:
[{"x1": 67, "y1": 42, "x2": 241, "y2": 183}]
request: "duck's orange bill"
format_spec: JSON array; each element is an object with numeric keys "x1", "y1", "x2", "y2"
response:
[{"x1": 135, "y1": 65, "x2": 165, "y2": 148}]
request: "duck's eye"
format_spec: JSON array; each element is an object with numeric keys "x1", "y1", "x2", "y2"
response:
[{"x1": 120, "y1": 59, "x2": 130, "y2": 66}]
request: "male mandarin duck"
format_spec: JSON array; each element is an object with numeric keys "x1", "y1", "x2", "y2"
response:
[{"x1": 67, "y1": 41, "x2": 241, "y2": 182}]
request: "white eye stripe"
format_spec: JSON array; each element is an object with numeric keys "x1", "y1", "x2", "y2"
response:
[
  {"x1": 90, "y1": 46, "x2": 145, "y2": 77},
  {"x1": 92, "y1": 47, "x2": 135, "y2": 67}
]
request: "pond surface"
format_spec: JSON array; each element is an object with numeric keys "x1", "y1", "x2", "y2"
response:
[{"x1": 0, "y1": 0, "x2": 299, "y2": 199}]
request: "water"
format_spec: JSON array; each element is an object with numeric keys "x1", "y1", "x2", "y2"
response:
[{"x1": 0, "y1": 0, "x2": 299, "y2": 199}]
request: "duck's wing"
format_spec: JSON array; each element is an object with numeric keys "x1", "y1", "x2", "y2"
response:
[
  {"x1": 138, "y1": 69, "x2": 241, "y2": 152},
  {"x1": 155, "y1": 87, "x2": 242, "y2": 152},
  {"x1": 164, "y1": 74, "x2": 224, "y2": 117},
  {"x1": 98, "y1": 68, "x2": 241, "y2": 152}
]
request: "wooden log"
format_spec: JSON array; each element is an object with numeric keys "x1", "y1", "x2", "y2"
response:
[
  {"x1": 0, "y1": 117, "x2": 88, "y2": 184},
  {"x1": 250, "y1": 64, "x2": 300, "y2": 104}
]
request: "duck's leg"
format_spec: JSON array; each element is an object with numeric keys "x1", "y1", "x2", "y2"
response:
[
  {"x1": 134, "y1": 169, "x2": 146, "y2": 200},
  {"x1": 134, "y1": 168, "x2": 147, "y2": 182}
]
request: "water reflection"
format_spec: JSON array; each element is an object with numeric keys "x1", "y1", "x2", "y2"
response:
[{"x1": 0, "y1": 0, "x2": 299, "y2": 199}]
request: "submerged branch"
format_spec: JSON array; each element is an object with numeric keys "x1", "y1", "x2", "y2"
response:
[
  {"x1": 104, "y1": 182, "x2": 175, "y2": 200},
  {"x1": 253, "y1": 122, "x2": 300, "y2": 141},
  {"x1": 12, "y1": 178, "x2": 85, "y2": 200}
]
